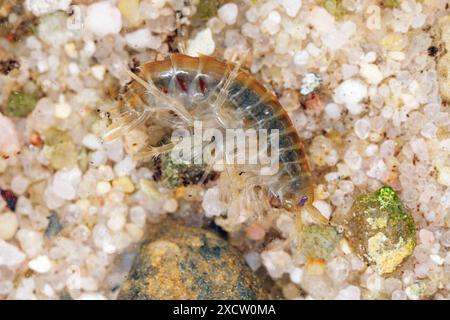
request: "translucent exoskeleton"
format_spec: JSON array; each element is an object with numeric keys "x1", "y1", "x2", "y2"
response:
[{"x1": 104, "y1": 53, "x2": 329, "y2": 237}]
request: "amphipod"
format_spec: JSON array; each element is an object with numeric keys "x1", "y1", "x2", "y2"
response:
[{"x1": 104, "y1": 54, "x2": 328, "y2": 229}]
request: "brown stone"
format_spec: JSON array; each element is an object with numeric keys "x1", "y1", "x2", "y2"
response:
[{"x1": 118, "y1": 223, "x2": 268, "y2": 300}]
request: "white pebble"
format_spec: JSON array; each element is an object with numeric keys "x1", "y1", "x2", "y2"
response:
[
  {"x1": 300, "y1": 73, "x2": 322, "y2": 95},
  {"x1": 344, "y1": 147, "x2": 362, "y2": 170},
  {"x1": 367, "y1": 159, "x2": 388, "y2": 180},
  {"x1": 289, "y1": 267, "x2": 303, "y2": 284},
  {"x1": 28, "y1": 255, "x2": 52, "y2": 273},
  {"x1": 347, "y1": 103, "x2": 364, "y2": 115},
  {"x1": 0, "y1": 112, "x2": 21, "y2": 159},
  {"x1": 107, "y1": 213, "x2": 126, "y2": 232},
  {"x1": 114, "y1": 156, "x2": 136, "y2": 177},
  {"x1": 11, "y1": 175, "x2": 30, "y2": 195},
  {"x1": 0, "y1": 239, "x2": 26, "y2": 267},
  {"x1": 312, "y1": 200, "x2": 332, "y2": 220},
  {"x1": 309, "y1": 7, "x2": 335, "y2": 34},
  {"x1": 218, "y1": 3, "x2": 238, "y2": 25},
  {"x1": 438, "y1": 167, "x2": 450, "y2": 187},
  {"x1": 293, "y1": 50, "x2": 309, "y2": 66},
  {"x1": 64, "y1": 42, "x2": 78, "y2": 59},
  {"x1": 262, "y1": 11, "x2": 281, "y2": 35},
  {"x1": 162, "y1": 198, "x2": 178, "y2": 213},
  {"x1": 14, "y1": 278, "x2": 36, "y2": 299},
  {"x1": 85, "y1": 1, "x2": 122, "y2": 37},
  {"x1": 54, "y1": 99, "x2": 72, "y2": 119},
  {"x1": 360, "y1": 63, "x2": 383, "y2": 85},
  {"x1": 244, "y1": 251, "x2": 261, "y2": 271},
  {"x1": 410, "y1": 138, "x2": 429, "y2": 162},
  {"x1": 336, "y1": 285, "x2": 361, "y2": 300},
  {"x1": 68, "y1": 62, "x2": 80, "y2": 76},
  {"x1": 365, "y1": 5, "x2": 381, "y2": 30},
  {"x1": 130, "y1": 206, "x2": 146, "y2": 227},
  {"x1": 126, "y1": 223, "x2": 144, "y2": 242},
  {"x1": 388, "y1": 51, "x2": 406, "y2": 61},
  {"x1": 16, "y1": 229, "x2": 43, "y2": 258},
  {"x1": 202, "y1": 187, "x2": 226, "y2": 217},
  {"x1": 325, "y1": 103, "x2": 342, "y2": 120},
  {"x1": 0, "y1": 213, "x2": 19, "y2": 240},
  {"x1": 78, "y1": 293, "x2": 107, "y2": 300},
  {"x1": 51, "y1": 167, "x2": 82, "y2": 200},
  {"x1": 341, "y1": 64, "x2": 359, "y2": 79},
  {"x1": 380, "y1": 140, "x2": 395, "y2": 157},
  {"x1": 89, "y1": 150, "x2": 107, "y2": 167},
  {"x1": 276, "y1": 214, "x2": 295, "y2": 238},
  {"x1": 38, "y1": 13, "x2": 74, "y2": 47},
  {"x1": 306, "y1": 42, "x2": 321, "y2": 57},
  {"x1": 25, "y1": 0, "x2": 71, "y2": 16},
  {"x1": 81, "y1": 41, "x2": 96, "y2": 58},
  {"x1": 327, "y1": 257, "x2": 350, "y2": 283},
  {"x1": 0, "y1": 281, "x2": 13, "y2": 295},
  {"x1": 278, "y1": 0, "x2": 302, "y2": 18},
  {"x1": 105, "y1": 139, "x2": 124, "y2": 162},
  {"x1": 186, "y1": 28, "x2": 215, "y2": 57},
  {"x1": 125, "y1": 28, "x2": 162, "y2": 50},
  {"x1": 82, "y1": 134, "x2": 103, "y2": 150},
  {"x1": 366, "y1": 274, "x2": 383, "y2": 292},
  {"x1": 334, "y1": 79, "x2": 368, "y2": 111},
  {"x1": 354, "y1": 118, "x2": 371, "y2": 139},
  {"x1": 365, "y1": 144, "x2": 379, "y2": 157},
  {"x1": 96, "y1": 181, "x2": 111, "y2": 196},
  {"x1": 421, "y1": 123, "x2": 437, "y2": 139},
  {"x1": 261, "y1": 250, "x2": 293, "y2": 279},
  {"x1": 419, "y1": 229, "x2": 434, "y2": 246},
  {"x1": 91, "y1": 65, "x2": 106, "y2": 81},
  {"x1": 392, "y1": 290, "x2": 407, "y2": 300}
]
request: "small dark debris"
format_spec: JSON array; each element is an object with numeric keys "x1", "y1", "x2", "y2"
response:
[
  {"x1": 0, "y1": 59, "x2": 19, "y2": 75},
  {"x1": 111, "y1": 284, "x2": 121, "y2": 292},
  {"x1": 428, "y1": 46, "x2": 438, "y2": 57},
  {"x1": 1, "y1": 189, "x2": 17, "y2": 211},
  {"x1": 207, "y1": 221, "x2": 228, "y2": 240},
  {"x1": 59, "y1": 291, "x2": 73, "y2": 300},
  {"x1": 45, "y1": 212, "x2": 63, "y2": 238},
  {"x1": 299, "y1": 195, "x2": 309, "y2": 207},
  {"x1": 152, "y1": 155, "x2": 163, "y2": 181}
]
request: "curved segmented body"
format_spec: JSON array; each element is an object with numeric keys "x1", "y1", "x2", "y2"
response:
[{"x1": 106, "y1": 54, "x2": 327, "y2": 225}]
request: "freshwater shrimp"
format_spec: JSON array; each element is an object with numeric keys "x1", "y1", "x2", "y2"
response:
[{"x1": 104, "y1": 53, "x2": 328, "y2": 232}]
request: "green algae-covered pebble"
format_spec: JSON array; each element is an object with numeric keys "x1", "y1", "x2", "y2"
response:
[
  {"x1": 345, "y1": 186, "x2": 417, "y2": 274},
  {"x1": 323, "y1": 0, "x2": 346, "y2": 20},
  {"x1": 156, "y1": 154, "x2": 215, "y2": 189},
  {"x1": 119, "y1": 223, "x2": 268, "y2": 300},
  {"x1": 161, "y1": 157, "x2": 206, "y2": 188},
  {"x1": 42, "y1": 127, "x2": 72, "y2": 146},
  {"x1": 301, "y1": 224, "x2": 341, "y2": 260},
  {"x1": 384, "y1": 0, "x2": 401, "y2": 8},
  {"x1": 197, "y1": 0, "x2": 219, "y2": 21},
  {"x1": 6, "y1": 91, "x2": 37, "y2": 117}
]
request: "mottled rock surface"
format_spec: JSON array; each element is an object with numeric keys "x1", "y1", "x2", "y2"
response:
[
  {"x1": 300, "y1": 224, "x2": 341, "y2": 260},
  {"x1": 344, "y1": 186, "x2": 416, "y2": 275},
  {"x1": 118, "y1": 223, "x2": 268, "y2": 300}
]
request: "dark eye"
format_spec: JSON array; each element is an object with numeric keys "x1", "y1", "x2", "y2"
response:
[{"x1": 298, "y1": 195, "x2": 308, "y2": 207}]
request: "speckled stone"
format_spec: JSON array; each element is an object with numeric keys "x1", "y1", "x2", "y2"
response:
[
  {"x1": 344, "y1": 186, "x2": 417, "y2": 275},
  {"x1": 118, "y1": 223, "x2": 268, "y2": 300}
]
